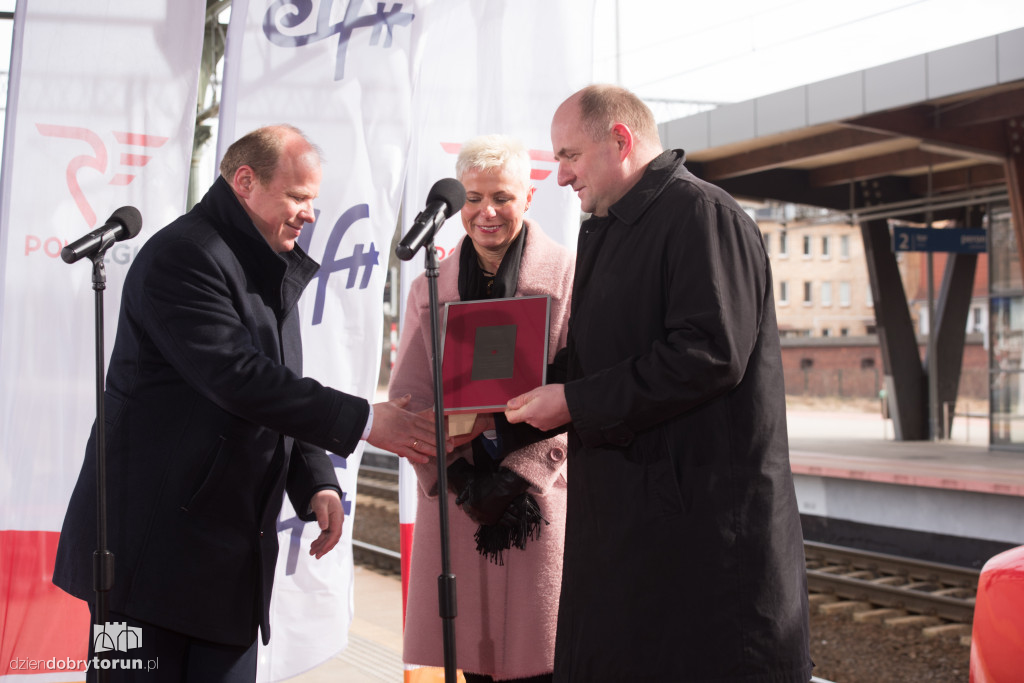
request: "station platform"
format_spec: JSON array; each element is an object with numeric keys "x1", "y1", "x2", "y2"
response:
[
  {"x1": 787, "y1": 408, "x2": 1024, "y2": 498},
  {"x1": 291, "y1": 565, "x2": 406, "y2": 682},
  {"x1": 292, "y1": 405, "x2": 1024, "y2": 681},
  {"x1": 787, "y1": 407, "x2": 1024, "y2": 568}
]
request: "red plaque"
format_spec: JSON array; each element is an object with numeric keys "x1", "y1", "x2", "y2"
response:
[{"x1": 440, "y1": 295, "x2": 550, "y2": 414}]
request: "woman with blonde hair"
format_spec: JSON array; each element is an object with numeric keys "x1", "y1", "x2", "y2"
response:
[{"x1": 390, "y1": 134, "x2": 574, "y2": 682}]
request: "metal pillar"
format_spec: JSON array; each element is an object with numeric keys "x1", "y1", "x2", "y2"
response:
[{"x1": 860, "y1": 218, "x2": 928, "y2": 440}]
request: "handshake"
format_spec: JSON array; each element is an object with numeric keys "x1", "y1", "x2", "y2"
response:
[{"x1": 367, "y1": 395, "x2": 490, "y2": 464}]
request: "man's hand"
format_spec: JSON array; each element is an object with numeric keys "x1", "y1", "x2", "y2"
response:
[
  {"x1": 504, "y1": 384, "x2": 571, "y2": 431},
  {"x1": 369, "y1": 395, "x2": 443, "y2": 464},
  {"x1": 308, "y1": 489, "x2": 344, "y2": 560}
]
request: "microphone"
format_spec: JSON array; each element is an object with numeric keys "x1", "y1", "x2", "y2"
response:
[
  {"x1": 61, "y1": 206, "x2": 143, "y2": 264},
  {"x1": 396, "y1": 178, "x2": 466, "y2": 261}
]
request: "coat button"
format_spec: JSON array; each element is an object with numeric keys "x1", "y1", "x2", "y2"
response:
[{"x1": 260, "y1": 531, "x2": 264, "y2": 538}]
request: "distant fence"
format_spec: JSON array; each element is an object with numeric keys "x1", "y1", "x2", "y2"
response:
[
  {"x1": 784, "y1": 367, "x2": 881, "y2": 399},
  {"x1": 784, "y1": 367, "x2": 989, "y2": 400}
]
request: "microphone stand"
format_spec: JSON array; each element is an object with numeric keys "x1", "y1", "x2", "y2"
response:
[
  {"x1": 86, "y1": 250, "x2": 115, "y2": 683},
  {"x1": 422, "y1": 236, "x2": 458, "y2": 683}
]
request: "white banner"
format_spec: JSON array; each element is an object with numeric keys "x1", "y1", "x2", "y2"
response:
[
  {"x1": 396, "y1": 0, "x2": 593, "y2": 523},
  {"x1": 218, "y1": 0, "x2": 422, "y2": 679},
  {"x1": 0, "y1": 1, "x2": 205, "y2": 678}
]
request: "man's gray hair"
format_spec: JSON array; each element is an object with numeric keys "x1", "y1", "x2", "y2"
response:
[
  {"x1": 576, "y1": 84, "x2": 659, "y2": 146},
  {"x1": 219, "y1": 124, "x2": 322, "y2": 183}
]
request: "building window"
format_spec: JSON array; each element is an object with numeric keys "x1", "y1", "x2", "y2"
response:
[
  {"x1": 821, "y1": 235, "x2": 831, "y2": 259},
  {"x1": 840, "y1": 234, "x2": 850, "y2": 259},
  {"x1": 779, "y1": 280, "x2": 789, "y2": 305},
  {"x1": 821, "y1": 281, "x2": 832, "y2": 307},
  {"x1": 800, "y1": 358, "x2": 813, "y2": 369},
  {"x1": 763, "y1": 232, "x2": 771, "y2": 255},
  {"x1": 861, "y1": 357, "x2": 875, "y2": 369},
  {"x1": 802, "y1": 235, "x2": 812, "y2": 258},
  {"x1": 803, "y1": 281, "x2": 813, "y2": 305},
  {"x1": 779, "y1": 230, "x2": 789, "y2": 257},
  {"x1": 971, "y1": 306, "x2": 983, "y2": 333},
  {"x1": 840, "y1": 327, "x2": 850, "y2": 336},
  {"x1": 865, "y1": 285, "x2": 873, "y2": 307},
  {"x1": 839, "y1": 281, "x2": 851, "y2": 307},
  {"x1": 821, "y1": 328, "x2": 832, "y2": 337}
]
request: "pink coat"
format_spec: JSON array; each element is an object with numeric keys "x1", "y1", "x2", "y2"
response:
[{"x1": 389, "y1": 221, "x2": 574, "y2": 679}]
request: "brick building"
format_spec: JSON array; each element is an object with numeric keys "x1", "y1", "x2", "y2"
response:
[
  {"x1": 756, "y1": 206, "x2": 989, "y2": 401},
  {"x1": 759, "y1": 213, "x2": 879, "y2": 338}
]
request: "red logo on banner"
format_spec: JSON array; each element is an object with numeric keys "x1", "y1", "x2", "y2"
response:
[
  {"x1": 440, "y1": 142, "x2": 555, "y2": 181},
  {"x1": 35, "y1": 124, "x2": 169, "y2": 228}
]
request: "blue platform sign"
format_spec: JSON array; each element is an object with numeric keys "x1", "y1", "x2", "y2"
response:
[{"x1": 892, "y1": 227, "x2": 987, "y2": 253}]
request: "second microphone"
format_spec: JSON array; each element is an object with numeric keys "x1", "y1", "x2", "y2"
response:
[{"x1": 396, "y1": 178, "x2": 467, "y2": 261}]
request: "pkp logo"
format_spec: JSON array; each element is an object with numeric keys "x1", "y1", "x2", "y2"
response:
[{"x1": 440, "y1": 142, "x2": 557, "y2": 182}]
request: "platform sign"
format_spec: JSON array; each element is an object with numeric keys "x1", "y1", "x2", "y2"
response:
[{"x1": 892, "y1": 227, "x2": 987, "y2": 253}]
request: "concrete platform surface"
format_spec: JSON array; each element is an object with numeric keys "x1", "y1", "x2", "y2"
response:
[{"x1": 290, "y1": 566, "x2": 405, "y2": 682}]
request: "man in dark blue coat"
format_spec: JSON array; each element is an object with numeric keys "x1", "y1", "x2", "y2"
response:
[
  {"x1": 54, "y1": 125, "x2": 438, "y2": 681},
  {"x1": 506, "y1": 87, "x2": 813, "y2": 682}
]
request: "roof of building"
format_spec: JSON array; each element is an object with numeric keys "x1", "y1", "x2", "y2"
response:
[{"x1": 658, "y1": 28, "x2": 1024, "y2": 224}]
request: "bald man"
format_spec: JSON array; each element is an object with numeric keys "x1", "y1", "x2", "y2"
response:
[{"x1": 507, "y1": 87, "x2": 812, "y2": 682}]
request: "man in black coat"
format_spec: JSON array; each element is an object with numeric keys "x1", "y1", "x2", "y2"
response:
[
  {"x1": 506, "y1": 87, "x2": 813, "y2": 682},
  {"x1": 53, "y1": 125, "x2": 438, "y2": 681}
]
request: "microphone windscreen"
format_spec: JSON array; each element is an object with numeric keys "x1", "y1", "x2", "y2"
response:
[
  {"x1": 110, "y1": 205, "x2": 143, "y2": 240},
  {"x1": 426, "y1": 178, "x2": 466, "y2": 218}
]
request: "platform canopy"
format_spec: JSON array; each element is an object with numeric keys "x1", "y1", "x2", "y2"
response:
[{"x1": 659, "y1": 27, "x2": 1024, "y2": 229}]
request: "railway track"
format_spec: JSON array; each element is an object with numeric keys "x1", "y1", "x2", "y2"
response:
[
  {"x1": 351, "y1": 463, "x2": 981, "y2": 636},
  {"x1": 356, "y1": 463, "x2": 400, "y2": 502},
  {"x1": 804, "y1": 540, "x2": 978, "y2": 634}
]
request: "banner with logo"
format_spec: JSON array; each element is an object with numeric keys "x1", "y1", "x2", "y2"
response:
[
  {"x1": 0, "y1": 1, "x2": 205, "y2": 679},
  {"x1": 218, "y1": 0, "x2": 423, "y2": 679},
  {"x1": 396, "y1": 0, "x2": 592, "y2": 677}
]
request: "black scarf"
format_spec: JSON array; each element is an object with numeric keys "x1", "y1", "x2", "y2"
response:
[
  {"x1": 453, "y1": 224, "x2": 548, "y2": 564},
  {"x1": 457, "y1": 223, "x2": 527, "y2": 300}
]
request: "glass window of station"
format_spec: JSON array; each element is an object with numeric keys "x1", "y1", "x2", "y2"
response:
[{"x1": 990, "y1": 207, "x2": 1024, "y2": 448}]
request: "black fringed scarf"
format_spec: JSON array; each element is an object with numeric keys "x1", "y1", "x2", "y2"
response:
[{"x1": 454, "y1": 225, "x2": 548, "y2": 564}]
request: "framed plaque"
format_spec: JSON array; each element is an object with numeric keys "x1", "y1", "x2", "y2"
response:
[{"x1": 440, "y1": 295, "x2": 550, "y2": 415}]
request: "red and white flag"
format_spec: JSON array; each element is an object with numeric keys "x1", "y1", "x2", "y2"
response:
[{"x1": 0, "y1": 1, "x2": 205, "y2": 679}]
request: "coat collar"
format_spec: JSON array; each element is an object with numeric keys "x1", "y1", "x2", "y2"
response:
[
  {"x1": 200, "y1": 176, "x2": 321, "y2": 314},
  {"x1": 439, "y1": 218, "x2": 560, "y2": 302},
  {"x1": 608, "y1": 149, "x2": 687, "y2": 226}
]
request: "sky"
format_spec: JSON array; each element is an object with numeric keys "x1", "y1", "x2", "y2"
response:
[
  {"x1": 591, "y1": 0, "x2": 1024, "y2": 120},
  {"x1": 1, "y1": 0, "x2": 1024, "y2": 122}
]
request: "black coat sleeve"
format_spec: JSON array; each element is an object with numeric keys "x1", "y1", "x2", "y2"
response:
[
  {"x1": 493, "y1": 347, "x2": 570, "y2": 451},
  {"x1": 286, "y1": 440, "x2": 342, "y2": 523},
  {"x1": 136, "y1": 236, "x2": 369, "y2": 456}
]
